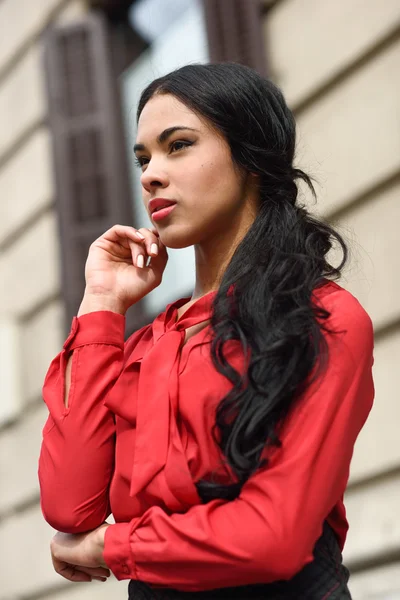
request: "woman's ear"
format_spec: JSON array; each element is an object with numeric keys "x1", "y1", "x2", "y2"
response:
[
  {"x1": 245, "y1": 172, "x2": 261, "y2": 211},
  {"x1": 247, "y1": 172, "x2": 260, "y2": 185},
  {"x1": 243, "y1": 170, "x2": 260, "y2": 195}
]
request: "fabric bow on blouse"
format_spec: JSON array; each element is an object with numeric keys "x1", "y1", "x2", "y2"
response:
[
  {"x1": 128, "y1": 293, "x2": 216, "y2": 508},
  {"x1": 101, "y1": 290, "x2": 237, "y2": 516}
]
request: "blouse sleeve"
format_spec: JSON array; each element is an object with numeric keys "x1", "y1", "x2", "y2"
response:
[
  {"x1": 39, "y1": 311, "x2": 132, "y2": 534},
  {"x1": 103, "y1": 291, "x2": 374, "y2": 590}
]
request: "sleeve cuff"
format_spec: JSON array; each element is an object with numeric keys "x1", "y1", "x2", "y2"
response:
[
  {"x1": 103, "y1": 522, "x2": 137, "y2": 580},
  {"x1": 63, "y1": 312, "x2": 125, "y2": 351}
]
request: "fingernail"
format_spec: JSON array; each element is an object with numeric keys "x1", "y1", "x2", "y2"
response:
[
  {"x1": 137, "y1": 255, "x2": 144, "y2": 268},
  {"x1": 136, "y1": 231, "x2": 145, "y2": 240},
  {"x1": 151, "y1": 243, "x2": 158, "y2": 255}
]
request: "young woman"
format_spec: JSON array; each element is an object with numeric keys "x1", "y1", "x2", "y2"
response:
[{"x1": 39, "y1": 63, "x2": 374, "y2": 599}]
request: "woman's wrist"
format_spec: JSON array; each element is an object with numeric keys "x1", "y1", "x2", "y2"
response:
[
  {"x1": 78, "y1": 293, "x2": 127, "y2": 317},
  {"x1": 93, "y1": 523, "x2": 110, "y2": 568}
]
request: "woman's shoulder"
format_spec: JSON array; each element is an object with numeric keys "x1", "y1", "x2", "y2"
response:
[{"x1": 314, "y1": 279, "x2": 374, "y2": 352}]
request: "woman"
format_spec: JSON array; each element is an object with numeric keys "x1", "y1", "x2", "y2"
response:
[{"x1": 39, "y1": 63, "x2": 374, "y2": 599}]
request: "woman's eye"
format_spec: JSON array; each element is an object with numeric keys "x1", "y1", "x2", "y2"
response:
[
  {"x1": 134, "y1": 140, "x2": 193, "y2": 169},
  {"x1": 170, "y1": 140, "x2": 193, "y2": 153},
  {"x1": 134, "y1": 156, "x2": 149, "y2": 168}
]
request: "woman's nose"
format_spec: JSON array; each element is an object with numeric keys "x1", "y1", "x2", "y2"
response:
[{"x1": 140, "y1": 160, "x2": 169, "y2": 192}]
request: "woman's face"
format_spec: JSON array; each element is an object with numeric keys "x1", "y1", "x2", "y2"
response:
[{"x1": 135, "y1": 93, "x2": 258, "y2": 249}]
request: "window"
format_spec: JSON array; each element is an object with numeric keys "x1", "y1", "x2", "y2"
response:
[{"x1": 120, "y1": 0, "x2": 209, "y2": 316}]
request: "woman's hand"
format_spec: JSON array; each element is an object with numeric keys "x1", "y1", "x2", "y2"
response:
[
  {"x1": 50, "y1": 523, "x2": 110, "y2": 583},
  {"x1": 80, "y1": 224, "x2": 168, "y2": 315}
]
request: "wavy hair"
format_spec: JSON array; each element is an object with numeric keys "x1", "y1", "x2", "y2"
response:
[{"x1": 137, "y1": 63, "x2": 347, "y2": 503}]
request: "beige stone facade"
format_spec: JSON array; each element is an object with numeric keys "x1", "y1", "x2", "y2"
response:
[
  {"x1": 265, "y1": 1, "x2": 400, "y2": 596},
  {"x1": 0, "y1": 1, "x2": 399, "y2": 598}
]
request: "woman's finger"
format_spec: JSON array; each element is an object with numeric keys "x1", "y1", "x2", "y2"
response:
[
  {"x1": 137, "y1": 227, "x2": 161, "y2": 258},
  {"x1": 106, "y1": 225, "x2": 159, "y2": 254},
  {"x1": 78, "y1": 565, "x2": 111, "y2": 578},
  {"x1": 128, "y1": 227, "x2": 165, "y2": 268},
  {"x1": 94, "y1": 224, "x2": 164, "y2": 269},
  {"x1": 101, "y1": 224, "x2": 147, "y2": 246},
  {"x1": 146, "y1": 239, "x2": 168, "y2": 273},
  {"x1": 52, "y1": 557, "x2": 111, "y2": 583},
  {"x1": 52, "y1": 557, "x2": 91, "y2": 582},
  {"x1": 128, "y1": 240, "x2": 148, "y2": 269}
]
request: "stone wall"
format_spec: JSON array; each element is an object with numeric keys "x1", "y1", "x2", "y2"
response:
[{"x1": 264, "y1": 1, "x2": 400, "y2": 597}]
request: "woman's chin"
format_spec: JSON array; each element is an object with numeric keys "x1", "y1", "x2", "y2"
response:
[{"x1": 157, "y1": 228, "x2": 197, "y2": 250}]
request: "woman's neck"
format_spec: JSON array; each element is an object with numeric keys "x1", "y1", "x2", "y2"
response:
[
  {"x1": 192, "y1": 244, "x2": 229, "y2": 299},
  {"x1": 192, "y1": 217, "x2": 254, "y2": 299},
  {"x1": 191, "y1": 178, "x2": 260, "y2": 300}
]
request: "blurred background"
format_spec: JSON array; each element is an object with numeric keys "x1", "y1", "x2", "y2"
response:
[{"x1": 0, "y1": 0, "x2": 399, "y2": 598}]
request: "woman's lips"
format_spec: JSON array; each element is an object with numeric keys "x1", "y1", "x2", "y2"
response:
[{"x1": 151, "y1": 204, "x2": 177, "y2": 222}]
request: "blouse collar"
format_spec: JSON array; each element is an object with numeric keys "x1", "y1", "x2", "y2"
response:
[{"x1": 151, "y1": 290, "x2": 217, "y2": 343}]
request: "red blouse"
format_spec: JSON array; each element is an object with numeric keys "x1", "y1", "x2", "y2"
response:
[{"x1": 39, "y1": 281, "x2": 374, "y2": 591}]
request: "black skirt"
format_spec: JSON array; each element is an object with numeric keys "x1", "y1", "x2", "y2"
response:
[{"x1": 128, "y1": 521, "x2": 352, "y2": 599}]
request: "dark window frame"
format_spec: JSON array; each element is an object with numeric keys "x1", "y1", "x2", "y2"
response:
[{"x1": 45, "y1": 0, "x2": 268, "y2": 337}]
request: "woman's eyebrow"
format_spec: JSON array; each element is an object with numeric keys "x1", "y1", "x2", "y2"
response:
[{"x1": 133, "y1": 126, "x2": 199, "y2": 153}]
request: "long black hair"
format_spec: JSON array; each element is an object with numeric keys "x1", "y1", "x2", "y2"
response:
[{"x1": 137, "y1": 63, "x2": 347, "y2": 503}]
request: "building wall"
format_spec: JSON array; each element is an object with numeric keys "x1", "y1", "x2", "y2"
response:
[
  {"x1": 264, "y1": 1, "x2": 400, "y2": 598},
  {"x1": 0, "y1": 1, "x2": 399, "y2": 599},
  {"x1": 0, "y1": 1, "x2": 131, "y2": 598}
]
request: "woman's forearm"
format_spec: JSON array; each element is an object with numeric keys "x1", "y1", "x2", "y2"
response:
[
  {"x1": 61, "y1": 293, "x2": 126, "y2": 408},
  {"x1": 39, "y1": 311, "x2": 126, "y2": 533}
]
